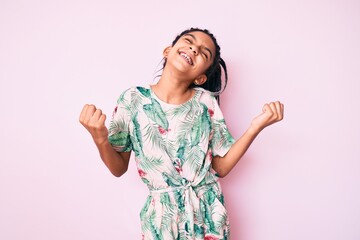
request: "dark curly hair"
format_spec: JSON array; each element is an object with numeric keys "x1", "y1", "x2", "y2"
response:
[{"x1": 163, "y1": 28, "x2": 228, "y2": 103}]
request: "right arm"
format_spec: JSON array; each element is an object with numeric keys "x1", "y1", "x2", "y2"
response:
[{"x1": 79, "y1": 104, "x2": 131, "y2": 177}]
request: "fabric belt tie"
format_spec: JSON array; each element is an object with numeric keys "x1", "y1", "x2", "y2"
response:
[{"x1": 149, "y1": 181, "x2": 217, "y2": 234}]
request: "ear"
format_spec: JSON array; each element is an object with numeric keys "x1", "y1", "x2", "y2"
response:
[
  {"x1": 163, "y1": 46, "x2": 171, "y2": 58},
  {"x1": 194, "y1": 74, "x2": 208, "y2": 86}
]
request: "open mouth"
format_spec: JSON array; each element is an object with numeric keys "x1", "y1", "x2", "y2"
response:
[{"x1": 180, "y1": 52, "x2": 193, "y2": 65}]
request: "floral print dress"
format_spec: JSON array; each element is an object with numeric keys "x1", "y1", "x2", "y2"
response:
[{"x1": 108, "y1": 86, "x2": 235, "y2": 240}]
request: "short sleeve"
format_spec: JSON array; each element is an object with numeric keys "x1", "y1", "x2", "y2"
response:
[
  {"x1": 210, "y1": 97, "x2": 235, "y2": 157},
  {"x1": 108, "y1": 88, "x2": 133, "y2": 152}
]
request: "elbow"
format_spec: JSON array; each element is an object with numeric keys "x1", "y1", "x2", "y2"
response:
[
  {"x1": 212, "y1": 157, "x2": 230, "y2": 178},
  {"x1": 110, "y1": 167, "x2": 128, "y2": 178},
  {"x1": 212, "y1": 164, "x2": 229, "y2": 178},
  {"x1": 216, "y1": 169, "x2": 229, "y2": 178},
  {"x1": 112, "y1": 172, "x2": 122, "y2": 178}
]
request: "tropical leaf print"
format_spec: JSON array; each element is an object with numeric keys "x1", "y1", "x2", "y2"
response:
[
  {"x1": 201, "y1": 198, "x2": 220, "y2": 235},
  {"x1": 182, "y1": 146, "x2": 206, "y2": 175},
  {"x1": 131, "y1": 89, "x2": 146, "y2": 114},
  {"x1": 161, "y1": 172, "x2": 181, "y2": 187},
  {"x1": 212, "y1": 119, "x2": 235, "y2": 153},
  {"x1": 190, "y1": 119, "x2": 202, "y2": 147},
  {"x1": 137, "y1": 86, "x2": 151, "y2": 98},
  {"x1": 137, "y1": 156, "x2": 164, "y2": 175},
  {"x1": 204, "y1": 188, "x2": 216, "y2": 205},
  {"x1": 109, "y1": 87, "x2": 233, "y2": 239},
  {"x1": 109, "y1": 113, "x2": 128, "y2": 131},
  {"x1": 214, "y1": 211, "x2": 228, "y2": 233},
  {"x1": 108, "y1": 94, "x2": 133, "y2": 151},
  {"x1": 175, "y1": 189, "x2": 185, "y2": 212},
  {"x1": 149, "y1": 211, "x2": 164, "y2": 240},
  {"x1": 143, "y1": 98, "x2": 169, "y2": 130},
  {"x1": 143, "y1": 123, "x2": 167, "y2": 151},
  {"x1": 167, "y1": 102, "x2": 193, "y2": 118},
  {"x1": 159, "y1": 192, "x2": 176, "y2": 232},
  {"x1": 190, "y1": 103, "x2": 211, "y2": 147},
  {"x1": 132, "y1": 112, "x2": 143, "y2": 149},
  {"x1": 116, "y1": 90, "x2": 128, "y2": 105},
  {"x1": 107, "y1": 131, "x2": 131, "y2": 150},
  {"x1": 140, "y1": 196, "x2": 152, "y2": 219},
  {"x1": 194, "y1": 224, "x2": 205, "y2": 238},
  {"x1": 176, "y1": 138, "x2": 188, "y2": 165}
]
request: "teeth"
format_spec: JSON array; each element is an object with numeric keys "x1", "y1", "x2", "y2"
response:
[{"x1": 180, "y1": 52, "x2": 193, "y2": 65}]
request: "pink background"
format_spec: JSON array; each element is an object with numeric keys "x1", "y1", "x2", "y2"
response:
[{"x1": 1, "y1": 0, "x2": 360, "y2": 239}]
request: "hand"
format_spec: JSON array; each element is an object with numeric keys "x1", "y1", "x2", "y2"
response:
[
  {"x1": 79, "y1": 104, "x2": 109, "y2": 146},
  {"x1": 250, "y1": 101, "x2": 284, "y2": 133}
]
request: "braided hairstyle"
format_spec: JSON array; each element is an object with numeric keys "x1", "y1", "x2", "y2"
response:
[{"x1": 163, "y1": 27, "x2": 228, "y2": 103}]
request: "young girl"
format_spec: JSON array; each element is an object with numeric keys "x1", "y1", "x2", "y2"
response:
[{"x1": 79, "y1": 28, "x2": 284, "y2": 240}]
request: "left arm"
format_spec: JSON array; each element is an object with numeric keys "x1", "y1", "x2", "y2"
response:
[{"x1": 212, "y1": 101, "x2": 284, "y2": 177}]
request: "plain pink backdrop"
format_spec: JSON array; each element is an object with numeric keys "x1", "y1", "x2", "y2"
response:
[{"x1": 1, "y1": 0, "x2": 360, "y2": 239}]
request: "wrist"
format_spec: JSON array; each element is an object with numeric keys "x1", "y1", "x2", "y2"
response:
[
  {"x1": 93, "y1": 136, "x2": 110, "y2": 148},
  {"x1": 247, "y1": 124, "x2": 262, "y2": 135}
]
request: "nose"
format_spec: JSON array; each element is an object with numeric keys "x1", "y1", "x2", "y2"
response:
[{"x1": 189, "y1": 45, "x2": 198, "y2": 55}]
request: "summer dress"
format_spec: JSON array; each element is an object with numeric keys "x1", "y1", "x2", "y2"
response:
[{"x1": 108, "y1": 86, "x2": 235, "y2": 240}]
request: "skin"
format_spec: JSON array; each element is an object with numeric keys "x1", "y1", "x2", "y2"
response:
[{"x1": 79, "y1": 31, "x2": 284, "y2": 178}]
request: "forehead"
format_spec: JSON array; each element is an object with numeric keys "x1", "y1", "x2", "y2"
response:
[{"x1": 181, "y1": 31, "x2": 216, "y2": 50}]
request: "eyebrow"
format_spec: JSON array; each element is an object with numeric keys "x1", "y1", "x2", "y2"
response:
[{"x1": 184, "y1": 33, "x2": 213, "y2": 59}]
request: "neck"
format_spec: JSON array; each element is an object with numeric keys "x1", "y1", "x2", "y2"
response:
[{"x1": 151, "y1": 70, "x2": 195, "y2": 105}]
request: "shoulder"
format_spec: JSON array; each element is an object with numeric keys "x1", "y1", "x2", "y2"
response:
[
  {"x1": 196, "y1": 88, "x2": 219, "y2": 109},
  {"x1": 116, "y1": 86, "x2": 151, "y2": 103}
]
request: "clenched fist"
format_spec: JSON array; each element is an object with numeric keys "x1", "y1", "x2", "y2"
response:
[
  {"x1": 79, "y1": 104, "x2": 109, "y2": 146},
  {"x1": 251, "y1": 101, "x2": 284, "y2": 132}
]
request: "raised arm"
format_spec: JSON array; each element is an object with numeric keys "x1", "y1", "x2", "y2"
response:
[
  {"x1": 79, "y1": 104, "x2": 131, "y2": 177},
  {"x1": 212, "y1": 101, "x2": 284, "y2": 177}
]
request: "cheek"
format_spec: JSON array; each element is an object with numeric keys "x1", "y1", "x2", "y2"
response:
[{"x1": 201, "y1": 60, "x2": 213, "y2": 72}]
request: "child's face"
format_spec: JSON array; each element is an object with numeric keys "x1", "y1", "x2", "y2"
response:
[{"x1": 165, "y1": 31, "x2": 216, "y2": 81}]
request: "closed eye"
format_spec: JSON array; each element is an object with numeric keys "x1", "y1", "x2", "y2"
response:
[
  {"x1": 184, "y1": 38, "x2": 208, "y2": 59},
  {"x1": 184, "y1": 38, "x2": 192, "y2": 44},
  {"x1": 182, "y1": 33, "x2": 213, "y2": 60},
  {"x1": 202, "y1": 51, "x2": 208, "y2": 59}
]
